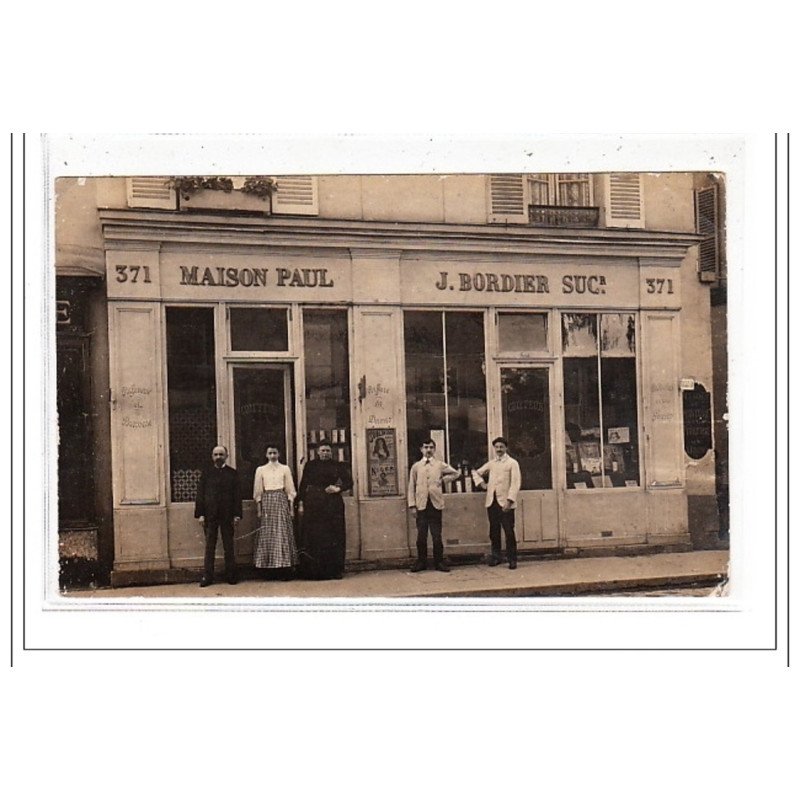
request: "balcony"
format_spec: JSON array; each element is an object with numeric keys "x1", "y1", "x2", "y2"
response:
[{"x1": 528, "y1": 204, "x2": 600, "y2": 228}]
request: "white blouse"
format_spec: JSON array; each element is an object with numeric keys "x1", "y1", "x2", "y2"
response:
[{"x1": 253, "y1": 462, "x2": 296, "y2": 503}]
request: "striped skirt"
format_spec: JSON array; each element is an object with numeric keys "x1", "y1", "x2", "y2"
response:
[{"x1": 253, "y1": 490, "x2": 297, "y2": 569}]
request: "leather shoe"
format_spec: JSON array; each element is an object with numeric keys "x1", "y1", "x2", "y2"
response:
[
  {"x1": 410, "y1": 562, "x2": 427, "y2": 573},
  {"x1": 227, "y1": 577, "x2": 239, "y2": 585},
  {"x1": 199, "y1": 577, "x2": 213, "y2": 587},
  {"x1": 508, "y1": 561, "x2": 517, "y2": 570},
  {"x1": 487, "y1": 555, "x2": 501, "y2": 567},
  {"x1": 435, "y1": 563, "x2": 451, "y2": 573}
]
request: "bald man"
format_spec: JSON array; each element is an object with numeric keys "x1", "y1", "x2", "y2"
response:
[{"x1": 194, "y1": 445, "x2": 242, "y2": 587}]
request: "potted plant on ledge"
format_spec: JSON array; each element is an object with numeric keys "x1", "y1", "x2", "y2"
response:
[{"x1": 169, "y1": 175, "x2": 277, "y2": 214}]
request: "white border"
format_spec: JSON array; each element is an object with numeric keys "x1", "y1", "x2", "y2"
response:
[{"x1": 24, "y1": 133, "x2": 775, "y2": 650}]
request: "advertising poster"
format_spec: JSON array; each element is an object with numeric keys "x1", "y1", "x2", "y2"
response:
[{"x1": 367, "y1": 427, "x2": 399, "y2": 496}]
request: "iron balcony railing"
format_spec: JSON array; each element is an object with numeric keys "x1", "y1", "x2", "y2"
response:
[{"x1": 528, "y1": 204, "x2": 600, "y2": 228}]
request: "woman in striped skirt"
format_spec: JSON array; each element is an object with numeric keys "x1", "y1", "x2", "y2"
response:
[{"x1": 252, "y1": 445, "x2": 298, "y2": 579}]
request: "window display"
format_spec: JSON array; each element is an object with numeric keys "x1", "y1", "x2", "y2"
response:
[
  {"x1": 562, "y1": 312, "x2": 639, "y2": 489},
  {"x1": 404, "y1": 311, "x2": 487, "y2": 483},
  {"x1": 166, "y1": 307, "x2": 217, "y2": 502},
  {"x1": 303, "y1": 310, "x2": 351, "y2": 467}
]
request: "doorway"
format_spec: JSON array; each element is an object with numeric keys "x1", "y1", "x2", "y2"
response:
[
  {"x1": 230, "y1": 364, "x2": 295, "y2": 497},
  {"x1": 498, "y1": 364, "x2": 559, "y2": 546}
]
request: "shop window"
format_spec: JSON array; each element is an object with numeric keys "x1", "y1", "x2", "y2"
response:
[
  {"x1": 404, "y1": 311, "x2": 487, "y2": 487},
  {"x1": 166, "y1": 307, "x2": 218, "y2": 502},
  {"x1": 229, "y1": 306, "x2": 288, "y2": 351},
  {"x1": 497, "y1": 312, "x2": 548, "y2": 353},
  {"x1": 562, "y1": 312, "x2": 639, "y2": 489},
  {"x1": 303, "y1": 309, "x2": 351, "y2": 466}
]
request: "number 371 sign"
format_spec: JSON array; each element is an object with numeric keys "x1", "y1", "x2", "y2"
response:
[{"x1": 107, "y1": 258, "x2": 160, "y2": 299}]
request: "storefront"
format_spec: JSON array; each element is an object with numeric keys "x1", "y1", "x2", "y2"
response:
[{"x1": 101, "y1": 209, "x2": 701, "y2": 582}]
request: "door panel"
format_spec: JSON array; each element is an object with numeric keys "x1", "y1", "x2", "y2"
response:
[
  {"x1": 500, "y1": 367, "x2": 552, "y2": 490},
  {"x1": 499, "y1": 365, "x2": 558, "y2": 546},
  {"x1": 231, "y1": 365, "x2": 294, "y2": 497}
]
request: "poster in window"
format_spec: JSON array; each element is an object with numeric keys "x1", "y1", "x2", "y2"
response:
[{"x1": 367, "y1": 428, "x2": 399, "y2": 497}]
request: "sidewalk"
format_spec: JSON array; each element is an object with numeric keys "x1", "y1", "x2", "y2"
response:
[{"x1": 70, "y1": 550, "x2": 729, "y2": 600}]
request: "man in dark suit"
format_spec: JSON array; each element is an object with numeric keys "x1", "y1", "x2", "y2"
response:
[{"x1": 194, "y1": 445, "x2": 242, "y2": 587}]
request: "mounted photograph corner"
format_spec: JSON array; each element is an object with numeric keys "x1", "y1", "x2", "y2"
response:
[{"x1": 53, "y1": 168, "x2": 729, "y2": 602}]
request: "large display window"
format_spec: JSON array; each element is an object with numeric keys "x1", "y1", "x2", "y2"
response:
[
  {"x1": 165, "y1": 306, "x2": 218, "y2": 502},
  {"x1": 404, "y1": 311, "x2": 487, "y2": 481},
  {"x1": 303, "y1": 309, "x2": 351, "y2": 467},
  {"x1": 562, "y1": 312, "x2": 640, "y2": 489}
]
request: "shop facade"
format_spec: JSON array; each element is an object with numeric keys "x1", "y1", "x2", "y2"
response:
[{"x1": 100, "y1": 199, "x2": 705, "y2": 582}]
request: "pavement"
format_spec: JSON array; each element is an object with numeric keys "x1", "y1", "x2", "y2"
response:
[{"x1": 68, "y1": 550, "x2": 730, "y2": 600}]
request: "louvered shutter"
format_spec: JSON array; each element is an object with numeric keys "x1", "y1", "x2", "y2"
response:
[
  {"x1": 695, "y1": 186, "x2": 719, "y2": 282},
  {"x1": 602, "y1": 173, "x2": 645, "y2": 228},
  {"x1": 271, "y1": 176, "x2": 319, "y2": 215},
  {"x1": 126, "y1": 177, "x2": 176, "y2": 209},
  {"x1": 488, "y1": 174, "x2": 529, "y2": 223}
]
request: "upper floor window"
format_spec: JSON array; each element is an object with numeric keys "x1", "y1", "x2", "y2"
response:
[
  {"x1": 488, "y1": 173, "x2": 644, "y2": 229},
  {"x1": 529, "y1": 174, "x2": 593, "y2": 207}
]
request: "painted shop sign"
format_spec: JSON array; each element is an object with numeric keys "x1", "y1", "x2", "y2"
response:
[
  {"x1": 401, "y1": 259, "x2": 647, "y2": 308},
  {"x1": 106, "y1": 251, "x2": 679, "y2": 309},
  {"x1": 178, "y1": 266, "x2": 335, "y2": 288},
  {"x1": 434, "y1": 271, "x2": 609, "y2": 295}
]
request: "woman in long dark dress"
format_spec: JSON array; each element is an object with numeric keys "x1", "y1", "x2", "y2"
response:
[{"x1": 296, "y1": 440, "x2": 353, "y2": 580}]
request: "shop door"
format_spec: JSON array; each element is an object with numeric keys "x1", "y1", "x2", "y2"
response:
[
  {"x1": 499, "y1": 365, "x2": 559, "y2": 546},
  {"x1": 230, "y1": 364, "x2": 295, "y2": 499}
]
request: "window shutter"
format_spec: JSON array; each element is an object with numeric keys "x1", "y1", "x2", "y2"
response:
[
  {"x1": 488, "y1": 174, "x2": 529, "y2": 223},
  {"x1": 602, "y1": 173, "x2": 645, "y2": 228},
  {"x1": 695, "y1": 186, "x2": 719, "y2": 282},
  {"x1": 271, "y1": 176, "x2": 319, "y2": 215},
  {"x1": 126, "y1": 177, "x2": 176, "y2": 209}
]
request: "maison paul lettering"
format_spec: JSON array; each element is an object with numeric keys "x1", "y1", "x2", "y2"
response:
[
  {"x1": 435, "y1": 272, "x2": 607, "y2": 295},
  {"x1": 177, "y1": 266, "x2": 335, "y2": 288}
]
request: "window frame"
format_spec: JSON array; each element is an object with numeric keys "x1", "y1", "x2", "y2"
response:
[
  {"x1": 559, "y1": 308, "x2": 645, "y2": 493},
  {"x1": 528, "y1": 174, "x2": 595, "y2": 208},
  {"x1": 402, "y1": 307, "x2": 490, "y2": 470},
  {"x1": 163, "y1": 303, "x2": 219, "y2": 505},
  {"x1": 226, "y1": 303, "x2": 292, "y2": 357},
  {"x1": 494, "y1": 309, "x2": 553, "y2": 359}
]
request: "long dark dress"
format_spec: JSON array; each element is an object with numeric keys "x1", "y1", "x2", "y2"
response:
[{"x1": 296, "y1": 459, "x2": 353, "y2": 579}]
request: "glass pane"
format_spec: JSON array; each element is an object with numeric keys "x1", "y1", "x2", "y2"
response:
[
  {"x1": 166, "y1": 307, "x2": 217, "y2": 502},
  {"x1": 229, "y1": 307, "x2": 288, "y2": 351},
  {"x1": 57, "y1": 340, "x2": 96, "y2": 521},
  {"x1": 498, "y1": 313, "x2": 548, "y2": 352},
  {"x1": 303, "y1": 309, "x2": 351, "y2": 467},
  {"x1": 557, "y1": 173, "x2": 591, "y2": 206},
  {"x1": 404, "y1": 311, "x2": 445, "y2": 466},
  {"x1": 530, "y1": 174, "x2": 551, "y2": 205},
  {"x1": 601, "y1": 313, "x2": 636, "y2": 356},
  {"x1": 601, "y1": 357, "x2": 640, "y2": 486},
  {"x1": 232, "y1": 366, "x2": 291, "y2": 496},
  {"x1": 561, "y1": 313, "x2": 598, "y2": 357},
  {"x1": 563, "y1": 358, "x2": 602, "y2": 488},
  {"x1": 500, "y1": 368, "x2": 552, "y2": 490},
  {"x1": 445, "y1": 312, "x2": 487, "y2": 474}
]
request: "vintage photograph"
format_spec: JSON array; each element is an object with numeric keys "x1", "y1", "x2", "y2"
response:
[{"x1": 54, "y1": 169, "x2": 729, "y2": 600}]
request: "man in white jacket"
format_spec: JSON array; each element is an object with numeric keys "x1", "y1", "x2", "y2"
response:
[
  {"x1": 407, "y1": 439, "x2": 460, "y2": 572},
  {"x1": 473, "y1": 437, "x2": 522, "y2": 569}
]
